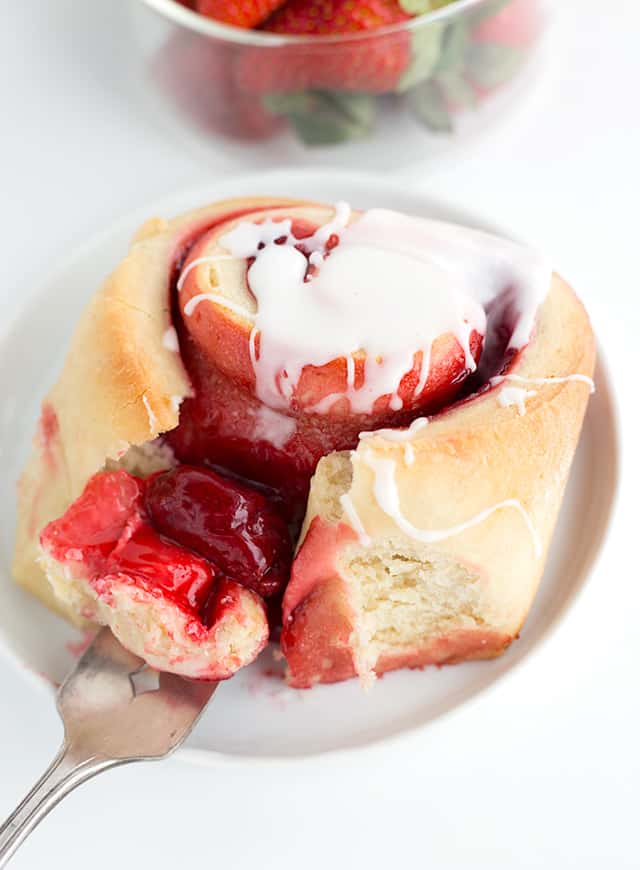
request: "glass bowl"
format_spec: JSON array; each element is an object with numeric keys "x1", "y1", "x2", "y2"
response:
[{"x1": 131, "y1": 0, "x2": 547, "y2": 156}]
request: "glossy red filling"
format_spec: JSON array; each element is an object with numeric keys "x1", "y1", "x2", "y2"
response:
[
  {"x1": 41, "y1": 466, "x2": 292, "y2": 628},
  {"x1": 145, "y1": 466, "x2": 291, "y2": 597}
]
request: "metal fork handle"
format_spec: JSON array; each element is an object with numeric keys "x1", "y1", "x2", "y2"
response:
[{"x1": 0, "y1": 743, "x2": 124, "y2": 868}]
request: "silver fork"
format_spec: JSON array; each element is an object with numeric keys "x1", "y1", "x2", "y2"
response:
[{"x1": 0, "y1": 627, "x2": 217, "y2": 868}]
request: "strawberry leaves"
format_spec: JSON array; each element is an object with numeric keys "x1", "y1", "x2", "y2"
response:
[
  {"x1": 405, "y1": 5, "x2": 527, "y2": 134},
  {"x1": 397, "y1": 21, "x2": 445, "y2": 92},
  {"x1": 263, "y1": 91, "x2": 376, "y2": 145}
]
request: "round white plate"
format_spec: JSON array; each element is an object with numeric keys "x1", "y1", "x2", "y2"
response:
[{"x1": 0, "y1": 169, "x2": 619, "y2": 763}]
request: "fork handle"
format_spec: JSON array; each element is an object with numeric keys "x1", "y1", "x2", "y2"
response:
[{"x1": 0, "y1": 743, "x2": 120, "y2": 868}]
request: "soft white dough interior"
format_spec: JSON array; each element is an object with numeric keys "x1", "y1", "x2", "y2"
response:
[
  {"x1": 308, "y1": 452, "x2": 495, "y2": 677},
  {"x1": 339, "y1": 545, "x2": 485, "y2": 675},
  {"x1": 39, "y1": 553, "x2": 266, "y2": 680},
  {"x1": 105, "y1": 440, "x2": 176, "y2": 476}
]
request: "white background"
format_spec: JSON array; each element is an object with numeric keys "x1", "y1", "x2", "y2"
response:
[{"x1": 1, "y1": 1, "x2": 638, "y2": 868}]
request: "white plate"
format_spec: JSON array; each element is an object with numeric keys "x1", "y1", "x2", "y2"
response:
[{"x1": 0, "y1": 169, "x2": 619, "y2": 764}]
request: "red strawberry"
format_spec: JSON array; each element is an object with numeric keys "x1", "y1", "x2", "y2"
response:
[
  {"x1": 265, "y1": 0, "x2": 411, "y2": 35},
  {"x1": 196, "y1": 0, "x2": 288, "y2": 29},
  {"x1": 236, "y1": 0, "x2": 412, "y2": 96}
]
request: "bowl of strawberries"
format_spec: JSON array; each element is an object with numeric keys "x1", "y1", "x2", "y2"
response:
[{"x1": 133, "y1": 0, "x2": 547, "y2": 149}]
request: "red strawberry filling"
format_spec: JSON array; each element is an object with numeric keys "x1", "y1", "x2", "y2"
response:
[
  {"x1": 42, "y1": 470, "x2": 145, "y2": 576},
  {"x1": 102, "y1": 521, "x2": 218, "y2": 623},
  {"x1": 41, "y1": 466, "x2": 292, "y2": 634},
  {"x1": 145, "y1": 465, "x2": 292, "y2": 598}
]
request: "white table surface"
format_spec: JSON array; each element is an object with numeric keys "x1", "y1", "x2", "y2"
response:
[{"x1": 1, "y1": 1, "x2": 638, "y2": 868}]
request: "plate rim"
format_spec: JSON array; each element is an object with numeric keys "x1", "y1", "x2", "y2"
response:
[{"x1": 0, "y1": 168, "x2": 622, "y2": 767}]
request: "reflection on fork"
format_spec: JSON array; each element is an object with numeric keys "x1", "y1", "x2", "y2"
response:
[{"x1": 0, "y1": 628, "x2": 217, "y2": 868}]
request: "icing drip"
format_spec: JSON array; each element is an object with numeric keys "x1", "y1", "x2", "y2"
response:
[
  {"x1": 306, "y1": 201, "x2": 351, "y2": 250},
  {"x1": 346, "y1": 354, "x2": 356, "y2": 391},
  {"x1": 359, "y1": 416, "x2": 429, "y2": 443},
  {"x1": 253, "y1": 405, "x2": 297, "y2": 449},
  {"x1": 184, "y1": 292, "x2": 253, "y2": 320},
  {"x1": 351, "y1": 450, "x2": 541, "y2": 557},
  {"x1": 142, "y1": 395, "x2": 157, "y2": 434},
  {"x1": 359, "y1": 416, "x2": 429, "y2": 465},
  {"x1": 491, "y1": 373, "x2": 595, "y2": 392},
  {"x1": 177, "y1": 255, "x2": 234, "y2": 291},
  {"x1": 498, "y1": 386, "x2": 537, "y2": 415},
  {"x1": 212, "y1": 206, "x2": 550, "y2": 416},
  {"x1": 162, "y1": 327, "x2": 179, "y2": 352},
  {"x1": 339, "y1": 493, "x2": 372, "y2": 547}
]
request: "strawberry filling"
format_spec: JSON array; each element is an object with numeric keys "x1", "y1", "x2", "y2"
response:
[
  {"x1": 145, "y1": 465, "x2": 291, "y2": 598},
  {"x1": 102, "y1": 521, "x2": 218, "y2": 624},
  {"x1": 41, "y1": 466, "x2": 293, "y2": 631}
]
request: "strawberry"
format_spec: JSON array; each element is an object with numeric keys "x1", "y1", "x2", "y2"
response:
[
  {"x1": 235, "y1": 0, "x2": 412, "y2": 96},
  {"x1": 264, "y1": 0, "x2": 411, "y2": 35},
  {"x1": 196, "y1": 0, "x2": 288, "y2": 29}
]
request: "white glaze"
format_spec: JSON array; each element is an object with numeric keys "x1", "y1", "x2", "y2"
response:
[
  {"x1": 170, "y1": 395, "x2": 182, "y2": 414},
  {"x1": 218, "y1": 217, "x2": 296, "y2": 258},
  {"x1": 177, "y1": 255, "x2": 234, "y2": 291},
  {"x1": 142, "y1": 395, "x2": 157, "y2": 434},
  {"x1": 339, "y1": 493, "x2": 372, "y2": 547},
  {"x1": 498, "y1": 386, "x2": 537, "y2": 416},
  {"x1": 253, "y1": 405, "x2": 297, "y2": 449},
  {"x1": 359, "y1": 416, "x2": 429, "y2": 444},
  {"x1": 359, "y1": 417, "x2": 429, "y2": 465},
  {"x1": 305, "y1": 200, "x2": 351, "y2": 251},
  {"x1": 491, "y1": 373, "x2": 595, "y2": 392},
  {"x1": 210, "y1": 206, "x2": 550, "y2": 416},
  {"x1": 162, "y1": 326, "x2": 179, "y2": 352},
  {"x1": 353, "y1": 449, "x2": 542, "y2": 557},
  {"x1": 184, "y1": 291, "x2": 254, "y2": 320}
]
